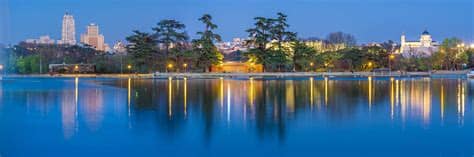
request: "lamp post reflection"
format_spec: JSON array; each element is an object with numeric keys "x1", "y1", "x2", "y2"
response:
[
  {"x1": 168, "y1": 77, "x2": 173, "y2": 117},
  {"x1": 128, "y1": 78, "x2": 131, "y2": 118},
  {"x1": 310, "y1": 77, "x2": 314, "y2": 110},
  {"x1": 184, "y1": 77, "x2": 187, "y2": 117},
  {"x1": 324, "y1": 76, "x2": 328, "y2": 105}
]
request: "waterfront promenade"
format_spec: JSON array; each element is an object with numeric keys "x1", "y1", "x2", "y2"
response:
[{"x1": 1, "y1": 70, "x2": 470, "y2": 79}]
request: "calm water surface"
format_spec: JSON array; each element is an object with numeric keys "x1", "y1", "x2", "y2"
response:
[{"x1": 0, "y1": 77, "x2": 472, "y2": 157}]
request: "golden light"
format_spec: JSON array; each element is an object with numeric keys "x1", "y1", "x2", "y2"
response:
[
  {"x1": 368, "y1": 62, "x2": 373, "y2": 67},
  {"x1": 127, "y1": 65, "x2": 132, "y2": 69},
  {"x1": 324, "y1": 63, "x2": 329, "y2": 67},
  {"x1": 250, "y1": 63, "x2": 255, "y2": 66},
  {"x1": 74, "y1": 65, "x2": 79, "y2": 70},
  {"x1": 167, "y1": 64, "x2": 173, "y2": 68},
  {"x1": 470, "y1": 44, "x2": 474, "y2": 49},
  {"x1": 310, "y1": 62, "x2": 314, "y2": 66},
  {"x1": 389, "y1": 54, "x2": 395, "y2": 60},
  {"x1": 183, "y1": 63, "x2": 188, "y2": 68}
]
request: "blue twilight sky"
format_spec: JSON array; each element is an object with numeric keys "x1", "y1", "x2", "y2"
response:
[{"x1": 0, "y1": 0, "x2": 473, "y2": 45}]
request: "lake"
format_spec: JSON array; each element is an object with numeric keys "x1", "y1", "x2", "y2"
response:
[{"x1": 0, "y1": 77, "x2": 472, "y2": 157}]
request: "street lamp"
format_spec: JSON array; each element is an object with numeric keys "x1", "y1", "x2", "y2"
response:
[
  {"x1": 183, "y1": 63, "x2": 188, "y2": 72},
  {"x1": 309, "y1": 62, "x2": 314, "y2": 72},
  {"x1": 389, "y1": 54, "x2": 395, "y2": 75},
  {"x1": 74, "y1": 65, "x2": 79, "y2": 74},
  {"x1": 167, "y1": 64, "x2": 173, "y2": 72},
  {"x1": 127, "y1": 64, "x2": 132, "y2": 74}
]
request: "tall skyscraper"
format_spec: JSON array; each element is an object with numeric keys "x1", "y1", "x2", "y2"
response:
[
  {"x1": 59, "y1": 12, "x2": 76, "y2": 45},
  {"x1": 80, "y1": 23, "x2": 105, "y2": 51}
]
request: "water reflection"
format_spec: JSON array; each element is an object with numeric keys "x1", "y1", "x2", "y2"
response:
[{"x1": 0, "y1": 77, "x2": 471, "y2": 156}]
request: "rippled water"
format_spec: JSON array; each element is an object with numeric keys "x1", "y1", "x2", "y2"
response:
[{"x1": 0, "y1": 77, "x2": 472, "y2": 157}]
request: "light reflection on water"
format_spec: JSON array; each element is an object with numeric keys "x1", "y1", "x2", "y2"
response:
[{"x1": 0, "y1": 77, "x2": 472, "y2": 156}]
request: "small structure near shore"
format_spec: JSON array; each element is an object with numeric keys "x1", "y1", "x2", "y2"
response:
[
  {"x1": 49, "y1": 64, "x2": 95, "y2": 74},
  {"x1": 211, "y1": 61, "x2": 263, "y2": 73}
]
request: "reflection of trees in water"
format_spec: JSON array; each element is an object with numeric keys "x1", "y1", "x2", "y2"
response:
[{"x1": 109, "y1": 78, "x2": 469, "y2": 142}]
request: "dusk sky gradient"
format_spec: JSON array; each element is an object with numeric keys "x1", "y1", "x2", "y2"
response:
[{"x1": 1, "y1": 0, "x2": 473, "y2": 45}]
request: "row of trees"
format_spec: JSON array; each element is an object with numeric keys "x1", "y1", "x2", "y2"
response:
[
  {"x1": 125, "y1": 14, "x2": 223, "y2": 73},
  {"x1": 2, "y1": 13, "x2": 473, "y2": 74}
]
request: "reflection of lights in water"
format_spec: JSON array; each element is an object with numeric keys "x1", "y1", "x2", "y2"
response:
[
  {"x1": 368, "y1": 76, "x2": 372, "y2": 110},
  {"x1": 390, "y1": 78, "x2": 394, "y2": 119},
  {"x1": 227, "y1": 81, "x2": 231, "y2": 122},
  {"x1": 422, "y1": 78, "x2": 431, "y2": 124},
  {"x1": 249, "y1": 77, "x2": 254, "y2": 106},
  {"x1": 440, "y1": 84, "x2": 445, "y2": 120},
  {"x1": 168, "y1": 77, "x2": 172, "y2": 117},
  {"x1": 75, "y1": 77, "x2": 78, "y2": 117},
  {"x1": 310, "y1": 77, "x2": 314, "y2": 110},
  {"x1": 457, "y1": 79, "x2": 465, "y2": 124},
  {"x1": 128, "y1": 78, "x2": 131, "y2": 117},
  {"x1": 220, "y1": 77, "x2": 224, "y2": 110},
  {"x1": 400, "y1": 80, "x2": 406, "y2": 122},
  {"x1": 286, "y1": 80, "x2": 295, "y2": 112},
  {"x1": 324, "y1": 77, "x2": 328, "y2": 105},
  {"x1": 184, "y1": 77, "x2": 187, "y2": 117}
]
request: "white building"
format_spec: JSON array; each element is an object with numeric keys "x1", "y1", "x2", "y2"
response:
[
  {"x1": 399, "y1": 30, "x2": 439, "y2": 56},
  {"x1": 112, "y1": 41, "x2": 127, "y2": 55},
  {"x1": 216, "y1": 38, "x2": 248, "y2": 54},
  {"x1": 25, "y1": 35, "x2": 55, "y2": 44},
  {"x1": 58, "y1": 12, "x2": 76, "y2": 45}
]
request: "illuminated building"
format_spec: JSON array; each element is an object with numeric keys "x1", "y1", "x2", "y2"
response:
[
  {"x1": 399, "y1": 30, "x2": 439, "y2": 56},
  {"x1": 80, "y1": 23, "x2": 106, "y2": 51},
  {"x1": 58, "y1": 12, "x2": 76, "y2": 45}
]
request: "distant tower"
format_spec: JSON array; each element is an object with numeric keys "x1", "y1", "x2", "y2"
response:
[
  {"x1": 60, "y1": 12, "x2": 76, "y2": 45},
  {"x1": 400, "y1": 32, "x2": 406, "y2": 53},
  {"x1": 419, "y1": 29, "x2": 432, "y2": 47},
  {"x1": 80, "y1": 23, "x2": 105, "y2": 51}
]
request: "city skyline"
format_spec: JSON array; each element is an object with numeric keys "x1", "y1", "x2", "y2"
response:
[{"x1": 0, "y1": 0, "x2": 473, "y2": 45}]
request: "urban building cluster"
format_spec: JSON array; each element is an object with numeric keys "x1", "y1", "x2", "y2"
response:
[
  {"x1": 22, "y1": 13, "x2": 461, "y2": 59},
  {"x1": 24, "y1": 13, "x2": 126, "y2": 54}
]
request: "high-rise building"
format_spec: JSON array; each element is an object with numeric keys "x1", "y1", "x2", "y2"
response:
[
  {"x1": 80, "y1": 23, "x2": 105, "y2": 51},
  {"x1": 59, "y1": 12, "x2": 76, "y2": 45}
]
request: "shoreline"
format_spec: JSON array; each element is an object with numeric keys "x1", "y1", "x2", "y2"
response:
[{"x1": 0, "y1": 70, "x2": 471, "y2": 79}]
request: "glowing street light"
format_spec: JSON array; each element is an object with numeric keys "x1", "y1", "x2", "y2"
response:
[
  {"x1": 167, "y1": 63, "x2": 174, "y2": 73},
  {"x1": 389, "y1": 54, "x2": 395, "y2": 60},
  {"x1": 127, "y1": 65, "x2": 132, "y2": 69},
  {"x1": 183, "y1": 63, "x2": 188, "y2": 73}
]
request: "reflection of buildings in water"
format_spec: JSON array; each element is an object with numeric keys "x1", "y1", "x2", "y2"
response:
[
  {"x1": 394, "y1": 78, "x2": 432, "y2": 125},
  {"x1": 81, "y1": 87, "x2": 104, "y2": 131},
  {"x1": 61, "y1": 78, "x2": 79, "y2": 139},
  {"x1": 457, "y1": 79, "x2": 465, "y2": 125}
]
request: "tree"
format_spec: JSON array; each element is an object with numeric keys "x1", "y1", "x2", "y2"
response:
[
  {"x1": 269, "y1": 12, "x2": 297, "y2": 71},
  {"x1": 436, "y1": 38, "x2": 465, "y2": 70},
  {"x1": 126, "y1": 30, "x2": 157, "y2": 72},
  {"x1": 152, "y1": 19, "x2": 189, "y2": 71},
  {"x1": 326, "y1": 32, "x2": 357, "y2": 49},
  {"x1": 245, "y1": 13, "x2": 297, "y2": 72},
  {"x1": 292, "y1": 41, "x2": 317, "y2": 71},
  {"x1": 193, "y1": 14, "x2": 223, "y2": 72},
  {"x1": 245, "y1": 17, "x2": 273, "y2": 71}
]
